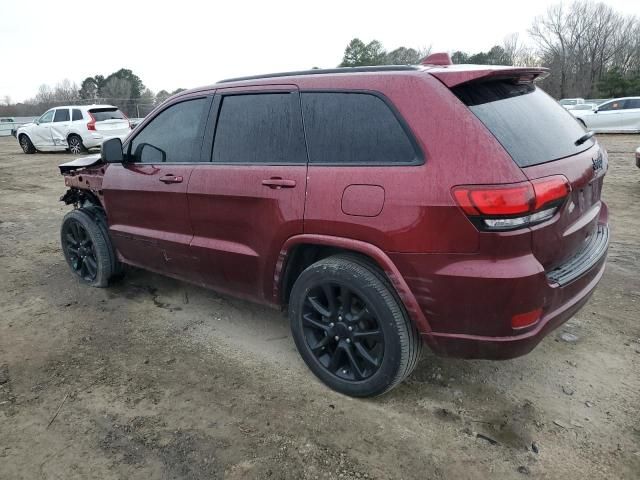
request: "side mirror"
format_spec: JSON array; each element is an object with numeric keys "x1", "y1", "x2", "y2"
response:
[
  {"x1": 593, "y1": 106, "x2": 599, "y2": 113},
  {"x1": 101, "y1": 138, "x2": 124, "y2": 163}
]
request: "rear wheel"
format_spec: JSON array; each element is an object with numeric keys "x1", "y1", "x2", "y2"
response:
[
  {"x1": 60, "y1": 208, "x2": 120, "y2": 287},
  {"x1": 68, "y1": 134, "x2": 86, "y2": 154},
  {"x1": 289, "y1": 254, "x2": 422, "y2": 397},
  {"x1": 19, "y1": 135, "x2": 35, "y2": 154}
]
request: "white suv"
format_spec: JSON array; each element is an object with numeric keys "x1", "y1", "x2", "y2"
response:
[{"x1": 17, "y1": 105, "x2": 131, "y2": 154}]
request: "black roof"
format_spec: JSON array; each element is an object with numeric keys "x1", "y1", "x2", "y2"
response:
[{"x1": 217, "y1": 65, "x2": 419, "y2": 84}]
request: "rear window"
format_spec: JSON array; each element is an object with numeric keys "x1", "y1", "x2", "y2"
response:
[
  {"x1": 89, "y1": 108, "x2": 125, "y2": 121},
  {"x1": 453, "y1": 81, "x2": 594, "y2": 167}
]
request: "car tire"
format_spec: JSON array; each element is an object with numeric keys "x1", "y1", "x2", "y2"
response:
[
  {"x1": 68, "y1": 134, "x2": 86, "y2": 154},
  {"x1": 19, "y1": 134, "x2": 36, "y2": 154},
  {"x1": 60, "y1": 207, "x2": 121, "y2": 287},
  {"x1": 289, "y1": 254, "x2": 422, "y2": 397}
]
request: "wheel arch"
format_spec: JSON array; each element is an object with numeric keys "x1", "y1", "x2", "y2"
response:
[{"x1": 274, "y1": 234, "x2": 431, "y2": 334}]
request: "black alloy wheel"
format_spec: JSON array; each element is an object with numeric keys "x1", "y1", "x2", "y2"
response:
[
  {"x1": 302, "y1": 282, "x2": 384, "y2": 381},
  {"x1": 289, "y1": 255, "x2": 422, "y2": 397},
  {"x1": 62, "y1": 218, "x2": 98, "y2": 282}
]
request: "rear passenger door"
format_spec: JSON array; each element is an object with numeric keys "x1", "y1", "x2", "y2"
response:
[
  {"x1": 187, "y1": 86, "x2": 308, "y2": 302},
  {"x1": 102, "y1": 95, "x2": 212, "y2": 279},
  {"x1": 51, "y1": 108, "x2": 71, "y2": 147}
]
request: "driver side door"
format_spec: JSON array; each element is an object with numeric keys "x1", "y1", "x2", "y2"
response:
[{"x1": 101, "y1": 94, "x2": 213, "y2": 280}]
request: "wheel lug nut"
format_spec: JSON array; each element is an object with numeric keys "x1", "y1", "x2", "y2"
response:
[
  {"x1": 334, "y1": 336, "x2": 340, "y2": 341},
  {"x1": 348, "y1": 326, "x2": 352, "y2": 331},
  {"x1": 338, "y1": 316, "x2": 343, "y2": 321},
  {"x1": 342, "y1": 370, "x2": 347, "y2": 374},
  {"x1": 329, "y1": 322, "x2": 334, "y2": 327},
  {"x1": 346, "y1": 339, "x2": 351, "y2": 343}
]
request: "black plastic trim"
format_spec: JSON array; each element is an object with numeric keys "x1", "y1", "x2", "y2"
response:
[
  {"x1": 546, "y1": 224, "x2": 609, "y2": 286},
  {"x1": 218, "y1": 66, "x2": 419, "y2": 84}
]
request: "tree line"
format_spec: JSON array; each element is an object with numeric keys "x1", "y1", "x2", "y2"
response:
[
  {"x1": 0, "y1": 68, "x2": 185, "y2": 118},
  {"x1": 339, "y1": 1, "x2": 639, "y2": 99},
  {"x1": 2, "y1": 0, "x2": 638, "y2": 118}
]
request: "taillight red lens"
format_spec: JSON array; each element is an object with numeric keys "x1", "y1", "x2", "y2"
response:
[
  {"x1": 453, "y1": 183, "x2": 535, "y2": 216},
  {"x1": 511, "y1": 308, "x2": 542, "y2": 329},
  {"x1": 532, "y1": 175, "x2": 570, "y2": 210},
  {"x1": 87, "y1": 112, "x2": 96, "y2": 131},
  {"x1": 452, "y1": 176, "x2": 570, "y2": 231}
]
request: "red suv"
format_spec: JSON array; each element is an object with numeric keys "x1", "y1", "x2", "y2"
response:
[{"x1": 58, "y1": 56, "x2": 609, "y2": 397}]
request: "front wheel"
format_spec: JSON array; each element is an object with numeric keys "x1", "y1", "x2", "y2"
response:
[
  {"x1": 19, "y1": 135, "x2": 36, "y2": 154},
  {"x1": 60, "y1": 208, "x2": 119, "y2": 287},
  {"x1": 289, "y1": 255, "x2": 422, "y2": 397}
]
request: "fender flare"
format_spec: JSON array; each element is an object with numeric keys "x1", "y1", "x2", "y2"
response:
[{"x1": 274, "y1": 234, "x2": 432, "y2": 334}]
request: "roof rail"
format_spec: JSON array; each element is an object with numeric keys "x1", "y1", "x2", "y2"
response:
[
  {"x1": 218, "y1": 65, "x2": 419, "y2": 83},
  {"x1": 421, "y1": 52, "x2": 453, "y2": 66}
]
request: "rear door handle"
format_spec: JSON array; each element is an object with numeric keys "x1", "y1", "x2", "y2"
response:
[
  {"x1": 159, "y1": 174, "x2": 183, "y2": 184},
  {"x1": 262, "y1": 178, "x2": 296, "y2": 189}
]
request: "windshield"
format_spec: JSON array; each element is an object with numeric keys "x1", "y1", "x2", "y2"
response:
[{"x1": 452, "y1": 81, "x2": 594, "y2": 167}]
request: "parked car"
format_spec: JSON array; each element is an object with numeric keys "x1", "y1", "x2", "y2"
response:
[
  {"x1": 16, "y1": 105, "x2": 131, "y2": 154},
  {"x1": 57, "y1": 57, "x2": 609, "y2": 397},
  {"x1": 0, "y1": 117, "x2": 16, "y2": 137},
  {"x1": 559, "y1": 98, "x2": 585, "y2": 110},
  {"x1": 574, "y1": 97, "x2": 640, "y2": 133}
]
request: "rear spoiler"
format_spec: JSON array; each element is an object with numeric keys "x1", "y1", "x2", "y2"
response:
[{"x1": 428, "y1": 66, "x2": 549, "y2": 88}]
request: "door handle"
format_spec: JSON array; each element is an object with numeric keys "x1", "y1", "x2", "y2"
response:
[
  {"x1": 262, "y1": 178, "x2": 296, "y2": 189},
  {"x1": 159, "y1": 174, "x2": 183, "y2": 184}
]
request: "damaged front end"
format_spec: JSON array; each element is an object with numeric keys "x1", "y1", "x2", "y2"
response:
[{"x1": 59, "y1": 155, "x2": 107, "y2": 208}]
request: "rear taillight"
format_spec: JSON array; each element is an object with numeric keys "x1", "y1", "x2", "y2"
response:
[
  {"x1": 452, "y1": 175, "x2": 570, "y2": 231},
  {"x1": 87, "y1": 112, "x2": 96, "y2": 131}
]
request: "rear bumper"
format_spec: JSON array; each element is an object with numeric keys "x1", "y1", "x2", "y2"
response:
[
  {"x1": 422, "y1": 256, "x2": 606, "y2": 359},
  {"x1": 84, "y1": 132, "x2": 129, "y2": 149},
  {"x1": 391, "y1": 217, "x2": 609, "y2": 360}
]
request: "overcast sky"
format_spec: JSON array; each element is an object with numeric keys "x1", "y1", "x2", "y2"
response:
[{"x1": 0, "y1": 0, "x2": 637, "y2": 102}]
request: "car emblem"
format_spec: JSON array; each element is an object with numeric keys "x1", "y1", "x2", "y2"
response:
[{"x1": 592, "y1": 152, "x2": 603, "y2": 172}]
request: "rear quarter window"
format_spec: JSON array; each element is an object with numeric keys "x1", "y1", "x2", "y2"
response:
[
  {"x1": 301, "y1": 92, "x2": 418, "y2": 165},
  {"x1": 452, "y1": 81, "x2": 594, "y2": 167}
]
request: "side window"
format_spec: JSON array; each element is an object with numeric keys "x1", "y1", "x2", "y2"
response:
[
  {"x1": 39, "y1": 110, "x2": 54, "y2": 123},
  {"x1": 623, "y1": 99, "x2": 640, "y2": 109},
  {"x1": 212, "y1": 93, "x2": 306, "y2": 164},
  {"x1": 72, "y1": 109, "x2": 83, "y2": 121},
  {"x1": 53, "y1": 109, "x2": 70, "y2": 122},
  {"x1": 301, "y1": 92, "x2": 417, "y2": 164},
  {"x1": 599, "y1": 101, "x2": 624, "y2": 111},
  {"x1": 129, "y1": 98, "x2": 208, "y2": 163}
]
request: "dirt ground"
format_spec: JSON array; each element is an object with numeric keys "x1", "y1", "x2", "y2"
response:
[{"x1": 0, "y1": 134, "x2": 638, "y2": 480}]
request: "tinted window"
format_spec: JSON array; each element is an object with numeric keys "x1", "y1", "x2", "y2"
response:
[
  {"x1": 72, "y1": 109, "x2": 83, "y2": 121},
  {"x1": 212, "y1": 93, "x2": 306, "y2": 164},
  {"x1": 53, "y1": 109, "x2": 70, "y2": 122},
  {"x1": 89, "y1": 108, "x2": 125, "y2": 121},
  {"x1": 598, "y1": 100, "x2": 624, "y2": 111},
  {"x1": 129, "y1": 98, "x2": 208, "y2": 163},
  {"x1": 453, "y1": 81, "x2": 594, "y2": 167},
  {"x1": 39, "y1": 110, "x2": 54, "y2": 123},
  {"x1": 301, "y1": 93, "x2": 416, "y2": 164},
  {"x1": 623, "y1": 99, "x2": 640, "y2": 109}
]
